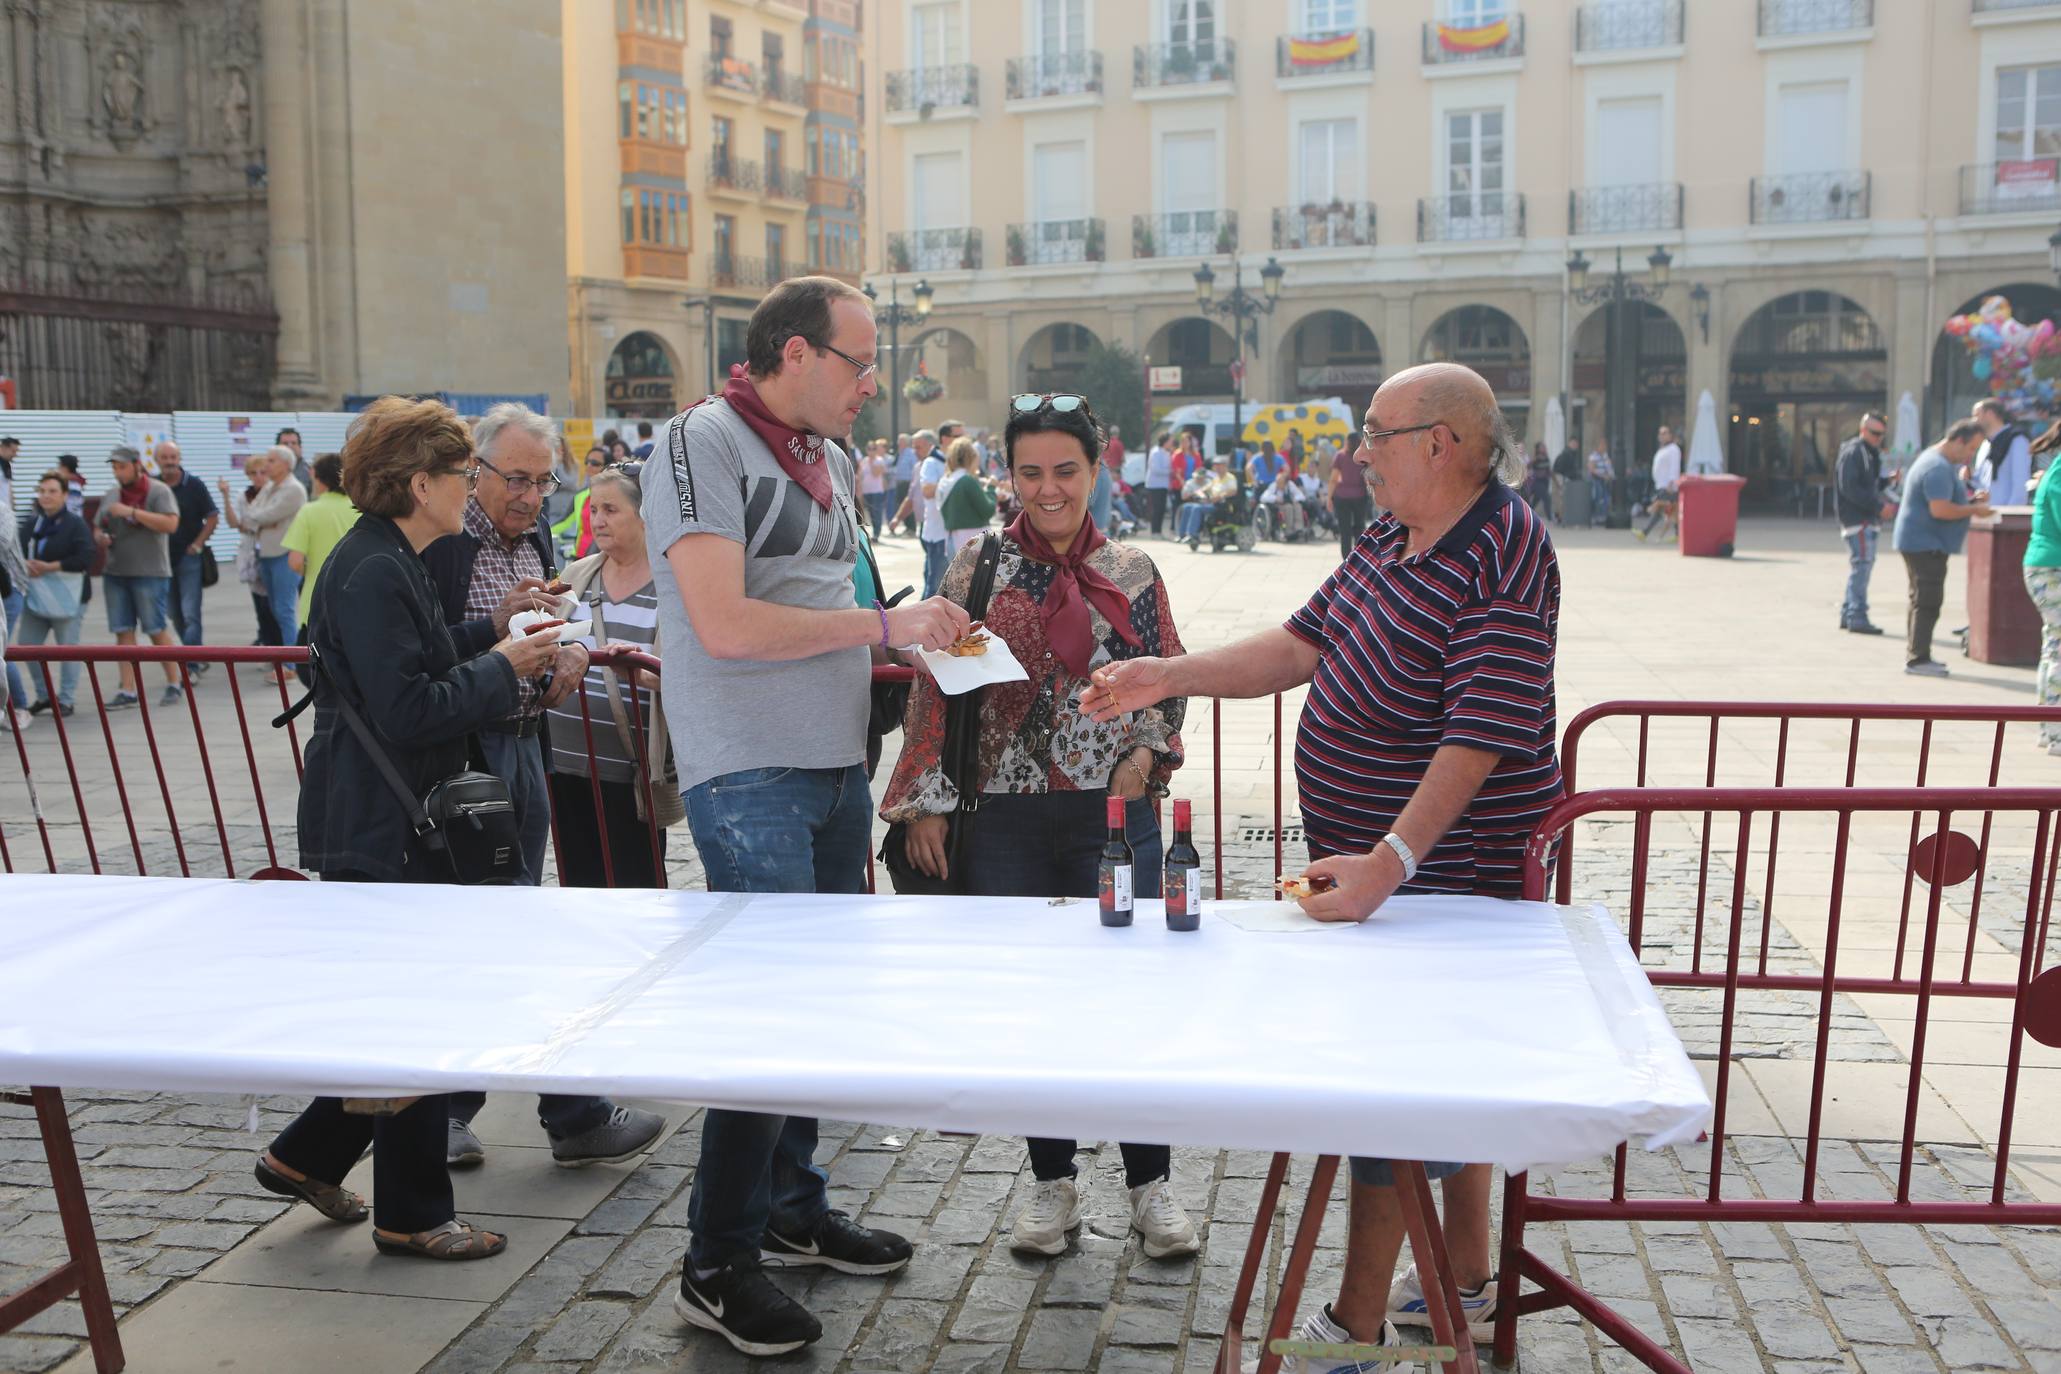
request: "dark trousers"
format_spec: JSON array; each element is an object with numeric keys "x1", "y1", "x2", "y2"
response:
[
  {"x1": 1334, "y1": 496, "x2": 1373, "y2": 559},
  {"x1": 548, "y1": 769, "x2": 667, "y2": 888},
  {"x1": 253, "y1": 590, "x2": 282, "y2": 646},
  {"x1": 268, "y1": 868, "x2": 450, "y2": 1233},
  {"x1": 1146, "y1": 487, "x2": 1168, "y2": 535},
  {"x1": 892, "y1": 480, "x2": 914, "y2": 534},
  {"x1": 962, "y1": 791, "x2": 1171, "y2": 1190},
  {"x1": 1903, "y1": 551, "x2": 1950, "y2": 665}
]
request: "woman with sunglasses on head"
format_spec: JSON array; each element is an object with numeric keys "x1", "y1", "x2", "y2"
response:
[{"x1": 878, "y1": 392, "x2": 1200, "y2": 1266}]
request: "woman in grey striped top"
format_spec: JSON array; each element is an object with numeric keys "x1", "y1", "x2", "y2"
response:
[{"x1": 545, "y1": 464, "x2": 680, "y2": 886}]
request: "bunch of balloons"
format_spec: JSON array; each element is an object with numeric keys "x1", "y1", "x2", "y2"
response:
[{"x1": 1943, "y1": 295, "x2": 2061, "y2": 416}]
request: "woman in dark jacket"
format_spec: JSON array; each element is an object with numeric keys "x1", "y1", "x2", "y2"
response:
[
  {"x1": 15, "y1": 471, "x2": 96, "y2": 716},
  {"x1": 254, "y1": 396, "x2": 562, "y2": 1261}
]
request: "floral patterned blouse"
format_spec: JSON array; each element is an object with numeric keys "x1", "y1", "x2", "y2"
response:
[{"x1": 879, "y1": 534, "x2": 1187, "y2": 822}]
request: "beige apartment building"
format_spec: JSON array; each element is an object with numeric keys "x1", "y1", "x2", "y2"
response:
[
  {"x1": 564, "y1": 0, "x2": 864, "y2": 420},
  {"x1": 865, "y1": 0, "x2": 2061, "y2": 505}
]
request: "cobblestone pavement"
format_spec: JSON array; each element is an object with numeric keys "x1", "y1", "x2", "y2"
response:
[{"x1": 8, "y1": 519, "x2": 2061, "y2": 1372}]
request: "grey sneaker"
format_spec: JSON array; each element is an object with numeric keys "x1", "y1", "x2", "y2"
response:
[
  {"x1": 1905, "y1": 660, "x2": 1950, "y2": 678},
  {"x1": 447, "y1": 1117, "x2": 486, "y2": 1169},
  {"x1": 106, "y1": 691, "x2": 139, "y2": 711},
  {"x1": 550, "y1": 1104, "x2": 666, "y2": 1168},
  {"x1": 158, "y1": 684, "x2": 183, "y2": 709}
]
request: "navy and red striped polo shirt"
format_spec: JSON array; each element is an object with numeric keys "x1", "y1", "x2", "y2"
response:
[{"x1": 1284, "y1": 480, "x2": 1563, "y2": 898}]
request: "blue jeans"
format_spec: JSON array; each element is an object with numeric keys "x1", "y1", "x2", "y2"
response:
[
  {"x1": 1842, "y1": 526, "x2": 1877, "y2": 625},
  {"x1": 1587, "y1": 476, "x2": 1610, "y2": 525},
  {"x1": 168, "y1": 552, "x2": 205, "y2": 646},
  {"x1": 258, "y1": 553, "x2": 301, "y2": 648},
  {"x1": 12, "y1": 606, "x2": 83, "y2": 707},
  {"x1": 683, "y1": 762, "x2": 870, "y2": 1267},
  {"x1": 1176, "y1": 501, "x2": 1215, "y2": 541},
  {"x1": 864, "y1": 491, "x2": 890, "y2": 536},
  {"x1": 455, "y1": 727, "x2": 612, "y2": 1139},
  {"x1": 3, "y1": 588, "x2": 27, "y2": 708},
  {"x1": 921, "y1": 537, "x2": 949, "y2": 599}
]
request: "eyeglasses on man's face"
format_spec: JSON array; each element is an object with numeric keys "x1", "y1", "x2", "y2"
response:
[
  {"x1": 1361, "y1": 421, "x2": 1442, "y2": 446},
  {"x1": 475, "y1": 454, "x2": 559, "y2": 498},
  {"x1": 816, "y1": 340, "x2": 879, "y2": 381}
]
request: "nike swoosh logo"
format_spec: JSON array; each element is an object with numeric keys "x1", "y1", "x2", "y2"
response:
[
  {"x1": 778, "y1": 1234, "x2": 820, "y2": 1256},
  {"x1": 690, "y1": 1283, "x2": 723, "y2": 1319}
]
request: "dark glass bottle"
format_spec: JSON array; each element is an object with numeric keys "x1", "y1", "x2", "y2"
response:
[
  {"x1": 1098, "y1": 794, "x2": 1135, "y2": 927},
  {"x1": 1165, "y1": 799, "x2": 1201, "y2": 931}
]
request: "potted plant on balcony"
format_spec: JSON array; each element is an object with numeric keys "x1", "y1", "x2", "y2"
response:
[
  {"x1": 1007, "y1": 225, "x2": 1027, "y2": 267},
  {"x1": 959, "y1": 235, "x2": 979, "y2": 270},
  {"x1": 1133, "y1": 220, "x2": 1156, "y2": 259},
  {"x1": 889, "y1": 237, "x2": 912, "y2": 273},
  {"x1": 1214, "y1": 221, "x2": 1236, "y2": 254},
  {"x1": 1166, "y1": 44, "x2": 1196, "y2": 80},
  {"x1": 1085, "y1": 220, "x2": 1105, "y2": 262},
  {"x1": 1208, "y1": 51, "x2": 1232, "y2": 82}
]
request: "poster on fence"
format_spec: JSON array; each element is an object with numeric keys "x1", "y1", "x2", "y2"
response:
[{"x1": 124, "y1": 414, "x2": 172, "y2": 465}]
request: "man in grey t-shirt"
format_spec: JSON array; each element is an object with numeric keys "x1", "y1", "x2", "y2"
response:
[
  {"x1": 644, "y1": 276, "x2": 967, "y2": 1359},
  {"x1": 92, "y1": 446, "x2": 184, "y2": 709}
]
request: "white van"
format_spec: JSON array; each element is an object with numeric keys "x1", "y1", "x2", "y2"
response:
[{"x1": 1157, "y1": 398, "x2": 1353, "y2": 458}]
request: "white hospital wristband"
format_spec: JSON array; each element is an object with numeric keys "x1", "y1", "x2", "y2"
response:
[{"x1": 1379, "y1": 832, "x2": 1418, "y2": 882}]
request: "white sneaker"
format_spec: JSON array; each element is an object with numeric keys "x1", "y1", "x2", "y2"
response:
[
  {"x1": 8, "y1": 707, "x2": 30, "y2": 732},
  {"x1": 1240, "y1": 1306, "x2": 1415, "y2": 1374},
  {"x1": 1128, "y1": 1178, "x2": 1200, "y2": 1259},
  {"x1": 1008, "y1": 1177, "x2": 1083, "y2": 1256},
  {"x1": 1387, "y1": 1263, "x2": 1499, "y2": 1341}
]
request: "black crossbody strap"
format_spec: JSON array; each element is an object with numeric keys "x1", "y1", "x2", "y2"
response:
[{"x1": 306, "y1": 643, "x2": 440, "y2": 841}]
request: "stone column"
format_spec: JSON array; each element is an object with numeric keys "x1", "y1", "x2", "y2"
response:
[{"x1": 260, "y1": 0, "x2": 324, "y2": 405}]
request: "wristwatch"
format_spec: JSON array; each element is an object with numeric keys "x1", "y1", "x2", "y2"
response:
[{"x1": 1378, "y1": 831, "x2": 1418, "y2": 882}]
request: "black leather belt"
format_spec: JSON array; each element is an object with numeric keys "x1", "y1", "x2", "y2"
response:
[{"x1": 480, "y1": 717, "x2": 541, "y2": 738}]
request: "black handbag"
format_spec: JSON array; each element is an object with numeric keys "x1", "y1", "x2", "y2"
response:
[
  {"x1": 199, "y1": 546, "x2": 220, "y2": 588},
  {"x1": 278, "y1": 644, "x2": 523, "y2": 885},
  {"x1": 879, "y1": 531, "x2": 1001, "y2": 896}
]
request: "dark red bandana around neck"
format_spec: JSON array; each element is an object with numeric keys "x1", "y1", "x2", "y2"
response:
[
  {"x1": 1003, "y1": 511, "x2": 1142, "y2": 678},
  {"x1": 119, "y1": 477, "x2": 152, "y2": 508},
  {"x1": 687, "y1": 365, "x2": 834, "y2": 510}
]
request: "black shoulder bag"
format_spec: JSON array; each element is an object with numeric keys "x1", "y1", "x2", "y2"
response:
[
  {"x1": 277, "y1": 644, "x2": 523, "y2": 885},
  {"x1": 879, "y1": 531, "x2": 1002, "y2": 896}
]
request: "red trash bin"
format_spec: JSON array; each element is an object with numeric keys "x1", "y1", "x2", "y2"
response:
[{"x1": 1677, "y1": 473, "x2": 1747, "y2": 557}]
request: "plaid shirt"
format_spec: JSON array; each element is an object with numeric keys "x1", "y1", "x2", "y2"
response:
[{"x1": 461, "y1": 498, "x2": 547, "y2": 720}]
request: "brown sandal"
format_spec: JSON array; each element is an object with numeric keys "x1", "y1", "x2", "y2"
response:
[
  {"x1": 373, "y1": 1218, "x2": 507, "y2": 1260},
  {"x1": 254, "y1": 1152, "x2": 368, "y2": 1223}
]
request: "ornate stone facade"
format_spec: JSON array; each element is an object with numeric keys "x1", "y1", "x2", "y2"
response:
[{"x1": 0, "y1": 0, "x2": 277, "y2": 409}]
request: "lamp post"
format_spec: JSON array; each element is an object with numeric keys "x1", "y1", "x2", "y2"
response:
[
  {"x1": 863, "y1": 276, "x2": 933, "y2": 450},
  {"x1": 1193, "y1": 255, "x2": 1284, "y2": 472},
  {"x1": 1567, "y1": 244, "x2": 1672, "y2": 519}
]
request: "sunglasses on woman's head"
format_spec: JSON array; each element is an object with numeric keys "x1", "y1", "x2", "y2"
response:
[{"x1": 1012, "y1": 393, "x2": 1086, "y2": 414}]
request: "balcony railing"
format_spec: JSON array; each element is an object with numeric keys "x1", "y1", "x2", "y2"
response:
[
  {"x1": 1006, "y1": 50, "x2": 1104, "y2": 100},
  {"x1": 1275, "y1": 29, "x2": 1375, "y2": 79},
  {"x1": 761, "y1": 68, "x2": 807, "y2": 105},
  {"x1": 706, "y1": 53, "x2": 760, "y2": 95},
  {"x1": 1421, "y1": 14, "x2": 1525, "y2": 64},
  {"x1": 1757, "y1": 0, "x2": 1872, "y2": 36},
  {"x1": 883, "y1": 64, "x2": 979, "y2": 114},
  {"x1": 1750, "y1": 171, "x2": 1871, "y2": 224},
  {"x1": 1575, "y1": 0, "x2": 1683, "y2": 51},
  {"x1": 1006, "y1": 219, "x2": 1107, "y2": 266},
  {"x1": 710, "y1": 254, "x2": 797, "y2": 289},
  {"x1": 707, "y1": 155, "x2": 761, "y2": 194},
  {"x1": 887, "y1": 228, "x2": 983, "y2": 273},
  {"x1": 1569, "y1": 183, "x2": 1684, "y2": 234},
  {"x1": 763, "y1": 163, "x2": 808, "y2": 201},
  {"x1": 1417, "y1": 193, "x2": 1526, "y2": 242},
  {"x1": 1132, "y1": 39, "x2": 1236, "y2": 89},
  {"x1": 1273, "y1": 202, "x2": 1376, "y2": 250},
  {"x1": 1960, "y1": 161, "x2": 2061, "y2": 215},
  {"x1": 1132, "y1": 211, "x2": 1237, "y2": 259}
]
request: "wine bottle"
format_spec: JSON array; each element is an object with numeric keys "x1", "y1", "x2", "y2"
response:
[
  {"x1": 1165, "y1": 799, "x2": 1201, "y2": 931},
  {"x1": 1099, "y1": 794, "x2": 1135, "y2": 927}
]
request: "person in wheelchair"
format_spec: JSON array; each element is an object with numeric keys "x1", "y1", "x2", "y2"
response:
[
  {"x1": 1175, "y1": 455, "x2": 1237, "y2": 546},
  {"x1": 1258, "y1": 467, "x2": 1314, "y2": 542}
]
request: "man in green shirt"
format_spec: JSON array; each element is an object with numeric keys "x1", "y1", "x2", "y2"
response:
[{"x1": 281, "y1": 453, "x2": 358, "y2": 632}]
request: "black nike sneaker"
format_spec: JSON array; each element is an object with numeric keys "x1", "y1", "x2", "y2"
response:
[
  {"x1": 761, "y1": 1208, "x2": 913, "y2": 1275},
  {"x1": 673, "y1": 1256, "x2": 823, "y2": 1357}
]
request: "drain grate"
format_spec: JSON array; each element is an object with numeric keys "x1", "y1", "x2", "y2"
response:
[{"x1": 1234, "y1": 823, "x2": 1305, "y2": 845}]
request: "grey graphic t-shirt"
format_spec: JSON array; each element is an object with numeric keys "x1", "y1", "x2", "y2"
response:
[{"x1": 642, "y1": 397, "x2": 869, "y2": 792}]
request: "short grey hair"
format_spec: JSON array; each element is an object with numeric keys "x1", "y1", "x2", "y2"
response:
[
  {"x1": 473, "y1": 402, "x2": 558, "y2": 463},
  {"x1": 1488, "y1": 423, "x2": 1525, "y2": 487},
  {"x1": 914, "y1": 428, "x2": 938, "y2": 446},
  {"x1": 586, "y1": 464, "x2": 643, "y2": 509},
  {"x1": 265, "y1": 445, "x2": 297, "y2": 468}
]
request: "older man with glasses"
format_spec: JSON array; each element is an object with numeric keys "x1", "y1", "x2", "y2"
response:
[
  {"x1": 421, "y1": 402, "x2": 668, "y2": 1172},
  {"x1": 1834, "y1": 411, "x2": 1895, "y2": 636},
  {"x1": 1085, "y1": 361, "x2": 1564, "y2": 1369}
]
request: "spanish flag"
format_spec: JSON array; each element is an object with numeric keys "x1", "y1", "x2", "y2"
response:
[
  {"x1": 1437, "y1": 19, "x2": 1511, "y2": 53},
  {"x1": 1288, "y1": 30, "x2": 1361, "y2": 66}
]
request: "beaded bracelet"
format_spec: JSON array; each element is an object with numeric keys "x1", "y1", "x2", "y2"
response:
[{"x1": 874, "y1": 600, "x2": 892, "y2": 650}]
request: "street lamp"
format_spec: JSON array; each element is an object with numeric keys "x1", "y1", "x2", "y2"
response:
[
  {"x1": 1191, "y1": 254, "x2": 1285, "y2": 469},
  {"x1": 864, "y1": 276, "x2": 934, "y2": 447},
  {"x1": 1567, "y1": 244, "x2": 1674, "y2": 520}
]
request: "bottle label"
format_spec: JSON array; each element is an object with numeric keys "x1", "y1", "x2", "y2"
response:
[
  {"x1": 1184, "y1": 867, "x2": 1201, "y2": 914},
  {"x1": 1101, "y1": 863, "x2": 1133, "y2": 912}
]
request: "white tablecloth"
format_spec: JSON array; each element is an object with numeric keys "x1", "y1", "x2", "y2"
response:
[{"x1": 0, "y1": 875, "x2": 1709, "y2": 1172}]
